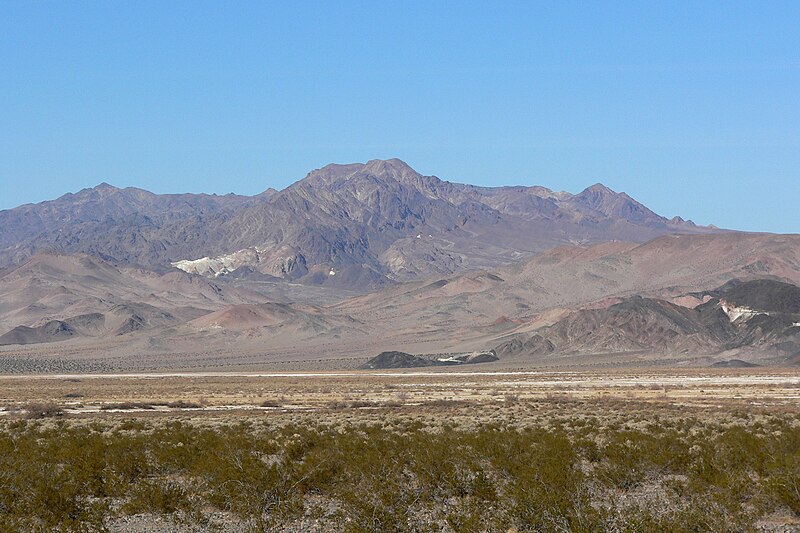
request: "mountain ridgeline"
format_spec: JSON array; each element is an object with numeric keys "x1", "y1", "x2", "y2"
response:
[{"x1": 0, "y1": 159, "x2": 711, "y2": 290}]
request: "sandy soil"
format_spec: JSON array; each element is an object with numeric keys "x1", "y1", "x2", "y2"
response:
[{"x1": 2, "y1": 368, "x2": 799, "y2": 420}]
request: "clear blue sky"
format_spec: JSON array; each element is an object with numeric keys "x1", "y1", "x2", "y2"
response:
[{"x1": 1, "y1": 1, "x2": 798, "y2": 233}]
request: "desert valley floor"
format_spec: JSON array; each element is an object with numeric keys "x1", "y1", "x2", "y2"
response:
[
  {"x1": 2, "y1": 367, "x2": 800, "y2": 531},
  {"x1": 3, "y1": 367, "x2": 800, "y2": 415}
]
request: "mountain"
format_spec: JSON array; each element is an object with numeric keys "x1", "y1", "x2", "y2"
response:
[
  {"x1": 4, "y1": 160, "x2": 799, "y2": 370},
  {"x1": 0, "y1": 253, "x2": 366, "y2": 365},
  {"x1": 332, "y1": 232, "x2": 800, "y2": 359},
  {"x1": 188, "y1": 302, "x2": 361, "y2": 339},
  {"x1": 0, "y1": 253, "x2": 262, "y2": 345},
  {"x1": 0, "y1": 159, "x2": 714, "y2": 290},
  {"x1": 493, "y1": 279, "x2": 800, "y2": 363},
  {"x1": 0, "y1": 184, "x2": 269, "y2": 270},
  {"x1": 168, "y1": 159, "x2": 713, "y2": 287},
  {"x1": 700, "y1": 279, "x2": 800, "y2": 315},
  {"x1": 1, "y1": 233, "x2": 799, "y2": 370}
]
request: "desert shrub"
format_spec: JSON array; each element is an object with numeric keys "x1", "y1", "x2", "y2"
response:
[
  {"x1": 122, "y1": 480, "x2": 191, "y2": 515},
  {"x1": 763, "y1": 422, "x2": 800, "y2": 514},
  {"x1": 23, "y1": 402, "x2": 65, "y2": 419},
  {"x1": 767, "y1": 455, "x2": 800, "y2": 514},
  {"x1": 100, "y1": 402, "x2": 155, "y2": 410},
  {"x1": 25, "y1": 468, "x2": 107, "y2": 529},
  {"x1": 595, "y1": 428, "x2": 689, "y2": 490},
  {"x1": 468, "y1": 428, "x2": 601, "y2": 531},
  {"x1": 166, "y1": 400, "x2": 202, "y2": 409},
  {"x1": 407, "y1": 428, "x2": 480, "y2": 501},
  {"x1": 0, "y1": 428, "x2": 107, "y2": 529},
  {"x1": 105, "y1": 431, "x2": 152, "y2": 487},
  {"x1": 2, "y1": 412, "x2": 800, "y2": 530}
]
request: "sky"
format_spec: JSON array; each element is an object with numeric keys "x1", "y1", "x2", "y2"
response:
[{"x1": 0, "y1": 1, "x2": 798, "y2": 233}]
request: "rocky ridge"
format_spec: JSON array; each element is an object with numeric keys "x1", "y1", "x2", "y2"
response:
[{"x1": 0, "y1": 159, "x2": 715, "y2": 290}]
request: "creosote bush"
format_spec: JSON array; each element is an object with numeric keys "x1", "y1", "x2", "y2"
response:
[
  {"x1": 20, "y1": 402, "x2": 65, "y2": 419},
  {"x1": 1, "y1": 413, "x2": 800, "y2": 531}
]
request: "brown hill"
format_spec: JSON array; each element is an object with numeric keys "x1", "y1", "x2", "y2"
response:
[
  {"x1": 1, "y1": 232, "x2": 799, "y2": 370},
  {"x1": 0, "y1": 253, "x2": 262, "y2": 345},
  {"x1": 494, "y1": 279, "x2": 800, "y2": 363},
  {"x1": 188, "y1": 302, "x2": 360, "y2": 338},
  {"x1": 0, "y1": 320, "x2": 78, "y2": 346},
  {"x1": 333, "y1": 232, "x2": 800, "y2": 357}
]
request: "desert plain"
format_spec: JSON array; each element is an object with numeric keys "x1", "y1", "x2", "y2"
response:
[
  {"x1": 3, "y1": 367, "x2": 800, "y2": 415},
  {"x1": 2, "y1": 366, "x2": 800, "y2": 531}
]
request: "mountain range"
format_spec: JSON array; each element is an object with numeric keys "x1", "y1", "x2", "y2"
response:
[
  {"x1": 1, "y1": 159, "x2": 798, "y2": 371},
  {"x1": 0, "y1": 159, "x2": 712, "y2": 290}
]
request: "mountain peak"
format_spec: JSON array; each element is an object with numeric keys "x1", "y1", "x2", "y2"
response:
[
  {"x1": 572, "y1": 182, "x2": 662, "y2": 223},
  {"x1": 257, "y1": 187, "x2": 278, "y2": 198},
  {"x1": 580, "y1": 183, "x2": 616, "y2": 195},
  {"x1": 364, "y1": 158, "x2": 414, "y2": 172},
  {"x1": 574, "y1": 183, "x2": 622, "y2": 209},
  {"x1": 0, "y1": 161, "x2": 723, "y2": 287},
  {"x1": 65, "y1": 182, "x2": 121, "y2": 199},
  {"x1": 299, "y1": 158, "x2": 425, "y2": 188},
  {"x1": 362, "y1": 158, "x2": 421, "y2": 181}
]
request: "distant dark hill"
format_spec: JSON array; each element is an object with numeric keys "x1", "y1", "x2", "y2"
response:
[
  {"x1": 711, "y1": 359, "x2": 760, "y2": 368},
  {"x1": 718, "y1": 279, "x2": 800, "y2": 315},
  {"x1": 0, "y1": 159, "x2": 717, "y2": 290},
  {"x1": 360, "y1": 351, "x2": 442, "y2": 369},
  {"x1": 0, "y1": 320, "x2": 77, "y2": 345},
  {"x1": 495, "y1": 296, "x2": 731, "y2": 357},
  {"x1": 359, "y1": 350, "x2": 498, "y2": 369},
  {"x1": 696, "y1": 279, "x2": 800, "y2": 354}
]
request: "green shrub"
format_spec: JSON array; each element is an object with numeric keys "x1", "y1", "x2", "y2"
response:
[
  {"x1": 123, "y1": 480, "x2": 191, "y2": 515},
  {"x1": 1, "y1": 413, "x2": 799, "y2": 530}
]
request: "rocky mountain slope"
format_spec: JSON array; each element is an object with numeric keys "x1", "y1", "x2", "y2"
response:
[
  {"x1": 0, "y1": 184, "x2": 273, "y2": 270},
  {"x1": 493, "y1": 279, "x2": 800, "y2": 362},
  {"x1": 2, "y1": 161, "x2": 798, "y2": 369},
  {"x1": 334, "y1": 232, "x2": 800, "y2": 349},
  {"x1": 0, "y1": 253, "x2": 366, "y2": 354},
  {"x1": 0, "y1": 253, "x2": 263, "y2": 346},
  {"x1": 0, "y1": 159, "x2": 714, "y2": 290},
  {"x1": 167, "y1": 159, "x2": 715, "y2": 287},
  {"x1": 0, "y1": 233, "x2": 799, "y2": 369}
]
